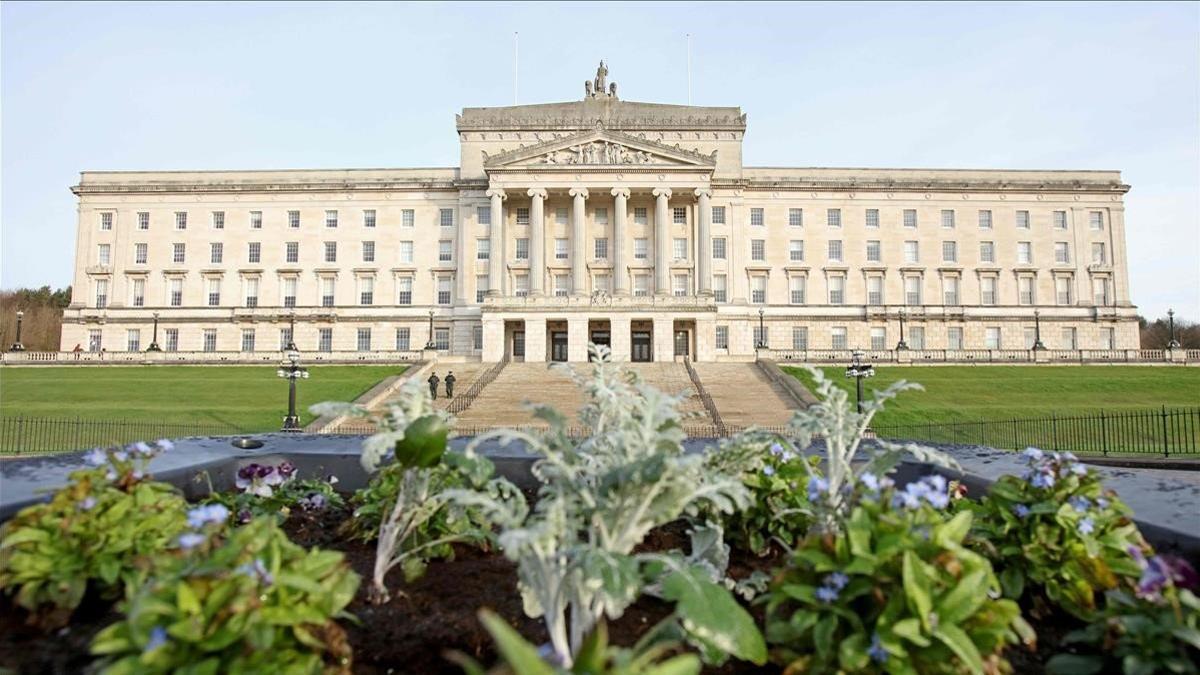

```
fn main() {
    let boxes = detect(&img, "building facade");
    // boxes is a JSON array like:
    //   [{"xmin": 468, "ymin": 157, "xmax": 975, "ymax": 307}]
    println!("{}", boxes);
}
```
[{"xmin": 63, "ymin": 64, "xmax": 1139, "ymax": 362}]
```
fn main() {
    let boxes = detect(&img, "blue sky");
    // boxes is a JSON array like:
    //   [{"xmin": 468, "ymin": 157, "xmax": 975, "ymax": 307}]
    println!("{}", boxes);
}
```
[{"xmin": 2, "ymin": 1, "xmax": 1197, "ymax": 319}]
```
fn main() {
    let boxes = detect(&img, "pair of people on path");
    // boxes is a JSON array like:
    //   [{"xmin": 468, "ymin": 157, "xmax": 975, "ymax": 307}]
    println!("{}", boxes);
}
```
[{"xmin": 427, "ymin": 371, "xmax": 456, "ymax": 400}]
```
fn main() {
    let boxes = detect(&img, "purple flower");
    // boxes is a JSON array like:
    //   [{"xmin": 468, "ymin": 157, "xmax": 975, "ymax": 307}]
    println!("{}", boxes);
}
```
[
  {"xmin": 868, "ymin": 633, "xmax": 888, "ymax": 663},
  {"xmin": 860, "ymin": 472, "xmax": 880, "ymax": 492},
  {"xmin": 1069, "ymin": 463, "xmax": 1088, "ymax": 477},
  {"xmin": 1021, "ymin": 447, "xmax": 1044, "ymax": 462},
  {"xmin": 299, "ymin": 493, "xmax": 327, "ymax": 511},
  {"xmin": 1068, "ymin": 496, "xmax": 1091, "ymax": 512},
  {"xmin": 806, "ymin": 476, "xmax": 829, "ymax": 502},
  {"xmin": 1029, "ymin": 471, "xmax": 1055, "ymax": 490},
  {"xmin": 84, "ymin": 448, "xmax": 107, "ymax": 467},
  {"xmin": 825, "ymin": 572, "xmax": 850, "ymax": 590},
  {"xmin": 78, "ymin": 496, "xmax": 97, "ymax": 512},
  {"xmin": 1134, "ymin": 553, "xmax": 1199, "ymax": 601},
  {"xmin": 276, "ymin": 460, "xmax": 296, "ymax": 478},
  {"xmin": 1013, "ymin": 504, "xmax": 1031, "ymax": 519},
  {"xmin": 1077, "ymin": 517, "xmax": 1095, "ymax": 536},
  {"xmin": 177, "ymin": 533, "xmax": 207, "ymax": 550},
  {"xmin": 237, "ymin": 509, "xmax": 253, "ymax": 524},
  {"xmin": 236, "ymin": 558, "xmax": 274, "ymax": 586},
  {"xmin": 187, "ymin": 504, "xmax": 229, "ymax": 529},
  {"xmin": 769, "ymin": 443, "xmax": 784, "ymax": 456},
  {"xmin": 816, "ymin": 585, "xmax": 839, "ymax": 603},
  {"xmin": 762, "ymin": 465, "xmax": 776, "ymax": 477},
  {"xmin": 145, "ymin": 625, "xmax": 169, "ymax": 652}
]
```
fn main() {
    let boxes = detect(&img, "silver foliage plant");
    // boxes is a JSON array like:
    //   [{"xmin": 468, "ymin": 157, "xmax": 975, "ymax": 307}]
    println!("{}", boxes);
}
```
[
  {"xmin": 447, "ymin": 344, "xmax": 756, "ymax": 667},
  {"xmin": 310, "ymin": 378, "xmax": 444, "ymax": 473}
]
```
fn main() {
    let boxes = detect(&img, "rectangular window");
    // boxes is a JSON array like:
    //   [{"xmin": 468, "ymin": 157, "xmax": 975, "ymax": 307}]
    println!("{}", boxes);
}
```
[
  {"xmin": 1024, "ymin": 328, "xmax": 1038, "ymax": 350},
  {"xmin": 1018, "ymin": 276, "xmax": 1035, "ymax": 305},
  {"xmin": 673, "ymin": 207, "xmax": 687, "ymax": 224},
  {"xmin": 715, "ymin": 325, "xmax": 729, "ymax": 350},
  {"xmin": 248, "ymin": 242, "xmax": 261, "ymax": 264},
  {"xmin": 830, "ymin": 327, "xmax": 848, "ymax": 350},
  {"xmin": 282, "ymin": 278, "xmax": 296, "ymax": 308},
  {"xmin": 434, "ymin": 327, "xmax": 450, "ymax": 350},
  {"xmin": 789, "ymin": 276, "xmax": 806, "ymax": 304},
  {"xmin": 203, "ymin": 329, "xmax": 217, "ymax": 353},
  {"xmin": 173, "ymin": 243, "xmax": 186, "ymax": 264},
  {"xmin": 363, "ymin": 209, "xmax": 376, "ymax": 228},
  {"xmin": 712, "ymin": 238, "xmax": 726, "ymax": 260},
  {"xmin": 673, "ymin": 273, "xmax": 688, "ymax": 297},
  {"xmin": 1089, "ymin": 211, "xmax": 1104, "ymax": 230},
  {"xmin": 476, "ymin": 274, "xmax": 489, "ymax": 303},
  {"xmin": 634, "ymin": 238, "xmax": 648, "ymax": 260},
  {"xmin": 440, "ymin": 208, "xmax": 454, "ymax": 228},
  {"xmin": 555, "ymin": 238, "xmax": 568, "ymax": 260},
  {"xmin": 514, "ymin": 274, "xmax": 529, "ymax": 297},
  {"xmin": 943, "ymin": 276, "xmax": 960, "ymax": 305},
  {"xmin": 789, "ymin": 240, "xmax": 805, "ymax": 262},
  {"xmin": 711, "ymin": 206, "xmax": 726, "ymax": 224},
  {"xmin": 788, "ymin": 208, "xmax": 803, "ymax": 227},
  {"xmin": 980, "ymin": 277, "xmax": 997, "ymax": 306},
  {"xmin": 909, "ymin": 326, "xmax": 925, "ymax": 351},
  {"xmin": 473, "ymin": 325, "xmax": 483, "ymax": 351},
  {"xmin": 210, "ymin": 242, "xmax": 223, "ymax": 264},
  {"xmin": 437, "ymin": 276, "xmax": 451, "ymax": 305},
  {"xmin": 1054, "ymin": 242, "xmax": 1070, "ymax": 264},
  {"xmin": 941, "ymin": 210, "xmax": 955, "ymax": 228},
  {"xmin": 399, "ymin": 240, "xmax": 414, "ymax": 263},
  {"xmin": 362, "ymin": 241, "xmax": 376, "ymax": 263},
  {"xmin": 754, "ymin": 325, "xmax": 768, "ymax": 348},
  {"xmin": 325, "ymin": 210, "xmax": 338, "ymax": 228},
  {"xmin": 396, "ymin": 327, "xmax": 411, "ymax": 351},
  {"xmin": 1054, "ymin": 211, "xmax": 1068, "ymax": 229},
  {"xmin": 865, "ymin": 208, "xmax": 879, "ymax": 228},
  {"xmin": 477, "ymin": 206, "xmax": 491, "ymax": 225},
  {"xmin": 402, "ymin": 209, "xmax": 415, "ymax": 228},
  {"xmin": 286, "ymin": 242, "xmax": 299, "ymax": 263},
  {"xmin": 903, "ymin": 209, "xmax": 917, "ymax": 228},
  {"xmin": 1101, "ymin": 327, "xmax": 1115, "ymax": 350},
  {"xmin": 673, "ymin": 237, "xmax": 687, "ymax": 260},
  {"xmin": 1017, "ymin": 241, "xmax": 1032, "ymax": 265},
  {"xmin": 397, "ymin": 277, "xmax": 413, "ymax": 305},
  {"xmin": 554, "ymin": 274, "xmax": 569, "ymax": 297},
  {"xmin": 359, "ymin": 277, "xmax": 374, "ymax": 305},
  {"xmin": 867, "ymin": 276, "xmax": 883, "ymax": 306},
  {"xmin": 321, "ymin": 277, "xmax": 335, "ymax": 307},
  {"xmin": 207, "ymin": 278, "xmax": 221, "ymax": 306},
  {"xmin": 212, "ymin": 211, "xmax": 225, "ymax": 229},
  {"xmin": 634, "ymin": 207, "xmax": 648, "ymax": 225},
  {"xmin": 871, "ymin": 327, "xmax": 886, "ymax": 350},
  {"xmin": 980, "ymin": 241, "xmax": 995, "ymax": 263},
  {"xmin": 713, "ymin": 275, "xmax": 727, "ymax": 303},
  {"xmin": 1093, "ymin": 277, "xmax": 1110, "ymax": 305},
  {"xmin": 1091, "ymin": 242, "xmax": 1107, "ymax": 264},
  {"xmin": 827, "ymin": 208, "xmax": 842, "ymax": 228},
  {"xmin": 356, "ymin": 328, "xmax": 372, "ymax": 352},
  {"xmin": 1056, "ymin": 276, "xmax": 1072, "ymax": 305},
  {"xmin": 98, "ymin": 244, "xmax": 111, "ymax": 266},
  {"xmin": 904, "ymin": 240, "xmax": 919, "ymax": 263},
  {"xmin": 942, "ymin": 241, "xmax": 957, "ymax": 263},
  {"xmin": 476, "ymin": 238, "xmax": 490, "ymax": 260},
  {"xmin": 828, "ymin": 275, "xmax": 845, "ymax": 304},
  {"xmin": 324, "ymin": 241, "xmax": 337, "ymax": 263},
  {"xmin": 244, "ymin": 277, "xmax": 259, "ymax": 307},
  {"xmin": 978, "ymin": 210, "xmax": 992, "ymax": 229},
  {"xmin": 100, "ymin": 212, "xmax": 113, "ymax": 230},
  {"xmin": 1016, "ymin": 210, "xmax": 1030, "ymax": 229},
  {"xmin": 137, "ymin": 212, "xmax": 149, "ymax": 230},
  {"xmin": 750, "ymin": 208, "xmax": 764, "ymax": 226},
  {"xmin": 175, "ymin": 211, "xmax": 187, "ymax": 230},
  {"xmin": 131, "ymin": 278, "xmax": 145, "ymax": 307},
  {"xmin": 948, "ymin": 327, "xmax": 964, "ymax": 350},
  {"xmin": 904, "ymin": 276, "xmax": 922, "ymax": 305},
  {"xmin": 555, "ymin": 208, "xmax": 568, "ymax": 225},
  {"xmin": 515, "ymin": 238, "xmax": 530, "ymax": 260},
  {"xmin": 593, "ymin": 274, "xmax": 610, "ymax": 294},
  {"xmin": 438, "ymin": 240, "xmax": 452, "ymax": 262},
  {"xmin": 288, "ymin": 210, "xmax": 300, "ymax": 228},
  {"xmin": 1061, "ymin": 327, "xmax": 1077, "ymax": 350},
  {"xmin": 278, "ymin": 327, "xmax": 292, "ymax": 351},
  {"xmin": 88, "ymin": 329, "xmax": 103, "ymax": 353},
  {"xmin": 633, "ymin": 274, "xmax": 649, "ymax": 297},
  {"xmin": 169, "ymin": 278, "xmax": 183, "ymax": 307},
  {"xmin": 985, "ymin": 327, "xmax": 1001, "ymax": 350},
  {"xmin": 164, "ymin": 329, "xmax": 178, "ymax": 352},
  {"xmin": 828, "ymin": 240, "xmax": 843, "ymax": 262},
  {"xmin": 594, "ymin": 237, "xmax": 609, "ymax": 260},
  {"xmin": 793, "ymin": 326, "xmax": 809, "ymax": 350},
  {"xmin": 250, "ymin": 211, "xmax": 262, "ymax": 229},
  {"xmin": 241, "ymin": 329, "xmax": 256, "ymax": 353},
  {"xmin": 318, "ymin": 328, "xmax": 333, "ymax": 353},
  {"xmin": 594, "ymin": 207, "xmax": 608, "ymax": 224},
  {"xmin": 751, "ymin": 239, "xmax": 766, "ymax": 261}
]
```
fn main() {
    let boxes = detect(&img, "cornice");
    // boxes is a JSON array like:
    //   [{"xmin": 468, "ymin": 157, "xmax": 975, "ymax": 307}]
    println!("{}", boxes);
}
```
[{"xmin": 735, "ymin": 177, "xmax": 1129, "ymax": 194}]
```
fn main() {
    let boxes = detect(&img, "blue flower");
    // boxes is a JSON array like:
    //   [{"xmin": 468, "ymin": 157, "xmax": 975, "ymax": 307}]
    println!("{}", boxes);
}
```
[
  {"xmin": 84, "ymin": 448, "xmax": 107, "ymax": 467},
  {"xmin": 825, "ymin": 572, "xmax": 850, "ymax": 590},
  {"xmin": 1029, "ymin": 471, "xmax": 1055, "ymax": 490},
  {"xmin": 236, "ymin": 558, "xmax": 274, "ymax": 586},
  {"xmin": 806, "ymin": 476, "xmax": 829, "ymax": 502},
  {"xmin": 868, "ymin": 633, "xmax": 888, "ymax": 663},
  {"xmin": 1013, "ymin": 504, "xmax": 1031, "ymax": 518},
  {"xmin": 1070, "ymin": 463, "xmax": 1088, "ymax": 477},
  {"xmin": 769, "ymin": 443, "xmax": 784, "ymax": 456},
  {"xmin": 1068, "ymin": 496, "xmax": 1091, "ymax": 512},
  {"xmin": 112, "ymin": 450, "xmax": 129, "ymax": 462},
  {"xmin": 155, "ymin": 439, "xmax": 174, "ymax": 452},
  {"xmin": 1096, "ymin": 497, "xmax": 1111, "ymax": 510},
  {"xmin": 860, "ymin": 472, "xmax": 880, "ymax": 492},
  {"xmin": 781, "ymin": 451, "xmax": 794, "ymax": 462},
  {"xmin": 186, "ymin": 504, "xmax": 230, "ymax": 529},
  {"xmin": 145, "ymin": 626, "xmax": 169, "ymax": 652},
  {"xmin": 815, "ymin": 585, "xmax": 840, "ymax": 603},
  {"xmin": 131, "ymin": 441, "xmax": 153, "ymax": 457},
  {"xmin": 1078, "ymin": 517, "xmax": 1095, "ymax": 535},
  {"xmin": 763, "ymin": 465, "xmax": 776, "ymax": 476},
  {"xmin": 1062, "ymin": 452, "xmax": 1079, "ymax": 462},
  {"xmin": 77, "ymin": 496, "xmax": 97, "ymax": 512},
  {"xmin": 177, "ymin": 533, "xmax": 206, "ymax": 550},
  {"xmin": 1021, "ymin": 447, "xmax": 1044, "ymax": 462}
]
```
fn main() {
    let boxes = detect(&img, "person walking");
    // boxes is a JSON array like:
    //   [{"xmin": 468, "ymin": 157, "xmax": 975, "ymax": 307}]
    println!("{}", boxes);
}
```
[
  {"xmin": 427, "ymin": 372, "xmax": 440, "ymax": 400},
  {"xmin": 444, "ymin": 371, "xmax": 457, "ymax": 398}
]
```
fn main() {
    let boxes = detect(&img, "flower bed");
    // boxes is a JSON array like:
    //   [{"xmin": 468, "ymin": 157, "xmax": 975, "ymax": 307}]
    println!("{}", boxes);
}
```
[{"xmin": 2, "ymin": 348, "xmax": 1198, "ymax": 674}]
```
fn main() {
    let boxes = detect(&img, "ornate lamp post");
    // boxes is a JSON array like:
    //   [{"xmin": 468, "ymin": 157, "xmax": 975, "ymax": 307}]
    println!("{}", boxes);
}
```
[
  {"xmin": 1032, "ymin": 309, "xmax": 1046, "ymax": 351},
  {"xmin": 285, "ymin": 313, "xmax": 298, "ymax": 351},
  {"xmin": 277, "ymin": 348, "xmax": 309, "ymax": 432},
  {"xmin": 426, "ymin": 310, "xmax": 436, "ymax": 349},
  {"xmin": 845, "ymin": 349, "xmax": 875, "ymax": 414},
  {"xmin": 895, "ymin": 308, "xmax": 908, "ymax": 351},
  {"xmin": 146, "ymin": 312, "xmax": 162, "ymax": 352},
  {"xmin": 8, "ymin": 310, "xmax": 25, "ymax": 352},
  {"xmin": 757, "ymin": 308, "xmax": 766, "ymax": 349},
  {"xmin": 1167, "ymin": 308, "xmax": 1181, "ymax": 349}
]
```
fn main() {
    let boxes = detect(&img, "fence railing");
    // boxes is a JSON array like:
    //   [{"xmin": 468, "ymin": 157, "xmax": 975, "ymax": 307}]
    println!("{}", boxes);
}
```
[
  {"xmin": 768, "ymin": 348, "xmax": 1199, "ymax": 364},
  {"xmin": 684, "ymin": 358, "xmax": 727, "ymax": 437},
  {"xmin": 0, "ymin": 349, "xmax": 425, "ymax": 366},
  {"xmin": 446, "ymin": 356, "xmax": 509, "ymax": 415},
  {"xmin": 0, "ymin": 416, "xmax": 246, "ymax": 455},
  {"xmin": 872, "ymin": 407, "xmax": 1200, "ymax": 457}
]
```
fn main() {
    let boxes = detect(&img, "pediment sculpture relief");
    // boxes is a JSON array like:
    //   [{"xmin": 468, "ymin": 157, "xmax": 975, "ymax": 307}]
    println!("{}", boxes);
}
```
[{"xmin": 537, "ymin": 141, "xmax": 665, "ymax": 165}]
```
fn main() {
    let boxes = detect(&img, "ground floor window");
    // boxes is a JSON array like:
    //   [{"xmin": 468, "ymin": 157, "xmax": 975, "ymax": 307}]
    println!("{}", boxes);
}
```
[
  {"xmin": 948, "ymin": 327, "xmax": 964, "ymax": 350},
  {"xmin": 754, "ymin": 325, "xmax": 768, "ymax": 348},
  {"xmin": 126, "ymin": 329, "xmax": 140, "ymax": 352},
  {"xmin": 203, "ymin": 329, "xmax": 217, "ymax": 352},
  {"xmin": 909, "ymin": 326, "xmax": 925, "ymax": 351},
  {"xmin": 241, "ymin": 329, "xmax": 255, "ymax": 352},
  {"xmin": 473, "ymin": 325, "xmax": 483, "ymax": 351},
  {"xmin": 1024, "ymin": 328, "xmax": 1037, "ymax": 350},
  {"xmin": 318, "ymin": 328, "xmax": 333, "ymax": 353},
  {"xmin": 831, "ymin": 327, "xmax": 847, "ymax": 350},
  {"xmin": 985, "ymin": 327, "xmax": 1001, "ymax": 349},
  {"xmin": 357, "ymin": 328, "xmax": 372, "ymax": 352},
  {"xmin": 434, "ymin": 327, "xmax": 450, "ymax": 351},
  {"xmin": 1061, "ymin": 327, "xmax": 1077, "ymax": 350},
  {"xmin": 715, "ymin": 325, "xmax": 729, "ymax": 350},
  {"xmin": 396, "ymin": 327, "xmax": 411, "ymax": 351},
  {"xmin": 792, "ymin": 327, "xmax": 808, "ymax": 351},
  {"xmin": 165, "ymin": 329, "xmax": 178, "ymax": 352},
  {"xmin": 1102, "ymin": 327, "xmax": 1115, "ymax": 350},
  {"xmin": 279, "ymin": 328, "xmax": 292, "ymax": 351},
  {"xmin": 88, "ymin": 329, "xmax": 102, "ymax": 352},
  {"xmin": 870, "ymin": 327, "xmax": 886, "ymax": 350}
]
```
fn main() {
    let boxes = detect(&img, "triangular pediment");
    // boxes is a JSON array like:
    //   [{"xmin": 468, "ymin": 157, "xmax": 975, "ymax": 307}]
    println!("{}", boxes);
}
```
[{"xmin": 483, "ymin": 128, "xmax": 717, "ymax": 169}]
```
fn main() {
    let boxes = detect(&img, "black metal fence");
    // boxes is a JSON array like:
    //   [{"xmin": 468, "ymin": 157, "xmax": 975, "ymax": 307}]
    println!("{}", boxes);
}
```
[
  {"xmin": 0, "ymin": 416, "xmax": 245, "ymax": 455},
  {"xmin": 872, "ymin": 407, "xmax": 1200, "ymax": 457}
]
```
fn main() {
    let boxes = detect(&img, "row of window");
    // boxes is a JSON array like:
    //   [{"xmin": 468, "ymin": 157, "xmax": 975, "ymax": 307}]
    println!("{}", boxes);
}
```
[
  {"xmin": 722, "ymin": 324, "xmax": 1116, "ymax": 351},
  {"xmin": 746, "ymin": 207, "xmax": 1104, "ymax": 231},
  {"xmin": 91, "ymin": 325, "xmax": 465, "ymax": 354},
  {"xmin": 98, "ymin": 208, "xmax": 455, "ymax": 232},
  {"xmin": 749, "ymin": 239, "xmax": 1108, "ymax": 265}
]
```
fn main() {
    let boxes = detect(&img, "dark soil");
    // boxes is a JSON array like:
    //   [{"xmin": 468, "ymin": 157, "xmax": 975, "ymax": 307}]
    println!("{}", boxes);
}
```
[{"xmin": 0, "ymin": 587, "xmax": 121, "ymax": 675}]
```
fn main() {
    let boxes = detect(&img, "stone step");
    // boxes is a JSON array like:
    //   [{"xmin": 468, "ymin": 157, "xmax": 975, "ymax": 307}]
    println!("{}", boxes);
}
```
[{"xmin": 691, "ymin": 362, "xmax": 799, "ymax": 430}]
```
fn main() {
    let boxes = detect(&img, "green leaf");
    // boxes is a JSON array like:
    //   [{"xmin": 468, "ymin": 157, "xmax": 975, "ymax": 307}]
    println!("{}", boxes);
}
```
[
  {"xmin": 394, "ymin": 414, "xmax": 448, "ymax": 469},
  {"xmin": 891, "ymin": 618, "xmax": 931, "ymax": 647},
  {"xmin": 902, "ymin": 551, "xmax": 933, "ymax": 632},
  {"xmin": 660, "ymin": 566, "xmax": 767, "ymax": 665},
  {"xmin": 1171, "ymin": 626, "xmax": 1200, "ymax": 651},
  {"xmin": 999, "ymin": 565, "xmax": 1025, "ymax": 600},
  {"xmin": 1044, "ymin": 654, "xmax": 1104, "ymax": 675},
  {"xmin": 476, "ymin": 609, "xmax": 555, "ymax": 675},
  {"xmin": 813, "ymin": 615, "xmax": 837, "ymax": 661},
  {"xmin": 934, "ymin": 510, "xmax": 973, "ymax": 547},
  {"xmin": 933, "ymin": 624, "xmax": 984, "ymax": 675},
  {"xmin": 937, "ymin": 569, "xmax": 987, "ymax": 624},
  {"xmin": 642, "ymin": 655, "xmax": 702, "ymax": 675},
  {"xmin": 838, "ymin": 632, "xmax": 870, "ymax": 671}
]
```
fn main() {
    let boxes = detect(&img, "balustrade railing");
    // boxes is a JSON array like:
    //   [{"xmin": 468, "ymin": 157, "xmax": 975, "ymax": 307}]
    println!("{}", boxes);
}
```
[
  {"xmin": 1, "ymin": 349, "xmax": 425, "ymax": 365},
  {"xmin": 683, "ymin": 358, "xmax": 726, "ymax": 437},
  {"xmin": 765, "ymin": 348, "xmax": 1196, "ymax": 364},
  {"xmin": 446, "ymin": 356, "xmax": 509, "ymax": 415}
]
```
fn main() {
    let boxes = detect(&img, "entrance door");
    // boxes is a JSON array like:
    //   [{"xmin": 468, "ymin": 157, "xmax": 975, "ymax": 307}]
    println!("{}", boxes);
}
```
[
  {"xmin": 512, "ymin": 331, "xmax": 525, "ymax": 359},
  {"xmin": 589, "ymin": 330, "xmax": 611, "ymax": 361},
  {"xmin": 631, "ymin": 331, "xmax": 652, "ymax": 362},
  {"xmin": 674, "ymin": 330, "xmax": 690, "ymax": 359},
  {"xmin": 551, "ymin": 332, "xmax": 569, "ymax": 362}
]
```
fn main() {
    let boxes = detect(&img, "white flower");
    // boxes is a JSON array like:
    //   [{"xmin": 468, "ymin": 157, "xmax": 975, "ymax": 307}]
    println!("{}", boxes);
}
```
[{"xmin": 84, "ymin": 448, "xmax": 107, "ymax": 467}]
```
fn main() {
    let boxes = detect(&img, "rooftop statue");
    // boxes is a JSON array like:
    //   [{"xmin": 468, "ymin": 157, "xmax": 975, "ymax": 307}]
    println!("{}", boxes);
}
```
[{"xmin": 585, "ymin": 60, "xmax": 617, "ymax": 99}]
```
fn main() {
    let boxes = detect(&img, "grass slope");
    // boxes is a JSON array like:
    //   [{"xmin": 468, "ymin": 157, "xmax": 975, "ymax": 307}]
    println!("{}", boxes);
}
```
[
  {"xmin": 0, "ymin": 365, "xmax": 401, "ymax": 431},
  {"xmin": 783, "ymin": 365, "xmax": 1200, "ymax": 427}
]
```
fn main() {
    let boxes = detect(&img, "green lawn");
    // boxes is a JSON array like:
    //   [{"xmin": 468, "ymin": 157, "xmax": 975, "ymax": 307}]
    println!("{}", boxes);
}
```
[
  {"xmin": 783, "ymin": 365, "xmax": 1200, "ymax": 427},
  {"xmin": 0, "ymin": 365, "xmax": 401, "ymax": 432}
]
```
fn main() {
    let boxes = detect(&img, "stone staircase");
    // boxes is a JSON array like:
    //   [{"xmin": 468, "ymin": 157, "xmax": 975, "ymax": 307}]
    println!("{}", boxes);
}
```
[{"xmin": 690, "ymin": 362, "xmax": 801, "ymax": 430}]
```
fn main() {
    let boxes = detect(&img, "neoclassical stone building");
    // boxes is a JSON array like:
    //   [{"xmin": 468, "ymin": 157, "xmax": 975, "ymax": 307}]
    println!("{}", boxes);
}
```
[{"xmin": 63, "ymin": 64, "xmax": 1138, "ymax": 362}]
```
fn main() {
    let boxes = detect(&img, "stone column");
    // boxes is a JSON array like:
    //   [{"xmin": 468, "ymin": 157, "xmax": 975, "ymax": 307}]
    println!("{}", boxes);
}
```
[
  {"xmin": 653, "ymin": 316, "xmax": 674, "ymax": 362},
  {"xmin": 524, "ymin": 316, "xmax": 546, "ymax": 363},
  {"xmin": 610, "ymin": 315, "xmax": 631, "ymax": 362},
  {"xmin": 611, "ymin": 188, "xmax": 630, "ymax": 295},
  {"xmin": 695, "ymin": 316, "xmax": 716, "ymax": 362},
  {"xmin": 527, "ymin": 188, "xmax": 547, "ymax": 296},
  {"xmin": 567, "ymin": 317, "xmax": 588, "ymax": 362},
  {"xmin": 694, "ymin": 188, "xmax": 712, "ymax": 295},
  {"xmin": 485, "ymin": 189, "xmax": 506, "ymax": 296},
  {"xmin": 652, "ymin": 188, "xmax": 672, "ymax": 295},
  {"xmin": 569, "ymin": 188, "xmax": 589, "ymax": 295},
  {"xmin": 481, "ymin": 315, "xmax": 504, "ymax": 362}
]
